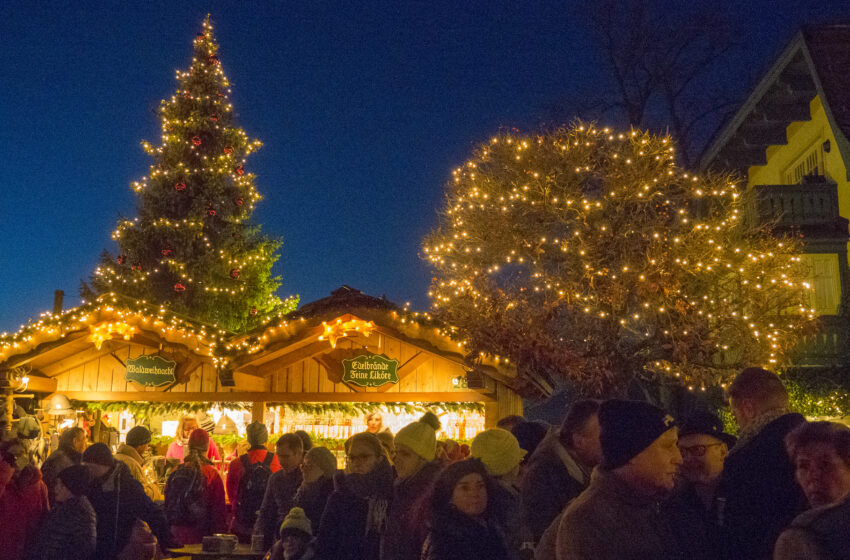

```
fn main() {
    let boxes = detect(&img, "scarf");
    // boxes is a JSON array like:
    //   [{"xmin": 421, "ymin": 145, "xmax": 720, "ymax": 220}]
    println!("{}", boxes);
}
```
[
  {"xmin": 343, "ymin": 457, "xmax": 393, "ymax": 536},
  {"xmin": 733, "ymin": 407, "xmax": 790, "ymax": 449}
]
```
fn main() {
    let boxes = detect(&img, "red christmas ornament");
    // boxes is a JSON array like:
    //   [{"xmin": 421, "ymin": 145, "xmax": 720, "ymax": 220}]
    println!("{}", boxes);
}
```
[
  {"xmin": 230, "ymin": 268, "xmax": 240, "ymax": 279},
  {"xmin": 196, "ymin": 33, "xmax": 205, "ymax": 41},
  {"xmin": 223, "ymin": 145, "xmax": 233, "ymax": 154},
  {"xmin": 183, "ymin": 92, "xmax": 191, "ymax": 99},
  {"xmin": 209, "ymin": 114, "xmax": 218, "ymax": 122},
  {"xmin": 208, "ymin": 55, "xmax": 219, "ymax": 65},
  {"xmin": 192, "ymin": 136, "xmax": 202, "ymax": 146},
  {"xmin": 207, "ymin": 208, "xmax": 217, "ymax": 216},
  {"xmin": 250, "ymin": 307, "xmax": 258, "ymax": 316},
  {"xmin": 234, "ymin": 197, "xmax": 244, "ymax": 206},
  {"xmin": 174, "ymin": 283, "xmax": 186, "ymax": 292},
  {"xmin": 217, "ymin": 92, "xmax": 224, "ymax": 98},
  {"xmin": 175, "ymin": 182, "xmax": 186, "ymax": 191},
  {"xmin": 132, "ymin": 263, "xmax": 142, "ymax": 271},
  {"xmin": 161, "ymin": 248, "xmax": 173, "ymax": 257},
  {"xmin": 117, "ymin": 255, "xmax": 126, "ymax": 265},
  {"xmin": 235, "ymin": 166, "xmax": 244, "ymax": 176}
]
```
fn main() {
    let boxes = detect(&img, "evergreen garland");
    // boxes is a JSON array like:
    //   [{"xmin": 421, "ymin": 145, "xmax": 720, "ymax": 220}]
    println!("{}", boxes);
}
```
[{"xmin": 73, "ymin": 399, "xmax": 484, "ymax": 418}]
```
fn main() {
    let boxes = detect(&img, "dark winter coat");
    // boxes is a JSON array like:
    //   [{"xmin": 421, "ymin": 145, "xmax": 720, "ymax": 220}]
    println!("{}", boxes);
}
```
[
  {"xmin": 293, "ymin": 475, "xmax": 335, "ymax": 535},
  {"xmin": 40, "ymin": 447, "xmax": 81, "ymax": 506},
  {"xmin": 254, "ymin": 466, "xmax": 303, "ymax": 545},
  {"xmin": 665, "ymin": 482, "xmax": 723, "ymax": 560},
  {"xmin": 773, "ymin": 492, "xmax": 850, "ymax": 560},
  {"xmin": 86, "ymin": 461, "xmax": 171, "ymax": 560},
  {"xmin": 314, "ymin": 458, "xmax": 394, "ymax": 560},
  {"xmin": 719, "ymin": 413, "xmax": 807, "ymax": 560},
  {"xmin": 556, "ymin": 468, "xmax": 686, "ymax": 560},
  {"xmin": 26, "ymin": 495, "xmax": 97, "ymax": 560},
  {"xmin": 381, "ymin": 460, "xmax": 442, "ymax": 560},
  {"xmin": 0, "ymin": 465, "xmax": 49, "ymax": 560},
  {"xmin": 490, "ymin": 479, "xmax": 523, "ymax": 560},
  {"xmin": 421, "ymin": 505, "xmax": 511, "ymax": 560},
  {"xmin": 519, "ymin": 433, "xmax": 588, "ymax": 543}
]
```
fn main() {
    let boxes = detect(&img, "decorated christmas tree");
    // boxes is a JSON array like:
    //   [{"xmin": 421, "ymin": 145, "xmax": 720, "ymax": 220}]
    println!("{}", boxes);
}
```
[
  {"xmin": 424, "ymin": 124, "xmax": 814, "ymax": 395},
  {"xmin": 84, "ymin": 16, "xmax": 295, "ymax": 332}
]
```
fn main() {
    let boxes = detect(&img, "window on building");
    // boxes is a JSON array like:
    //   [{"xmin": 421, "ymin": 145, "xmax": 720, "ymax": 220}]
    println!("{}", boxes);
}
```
[
  {"xmin": 799, "ymin": 253, "xmax": 841, "ymax": 315},
  {"xmin": 784, "ymin": 142, "xmax": 827, "ymax": 184}
]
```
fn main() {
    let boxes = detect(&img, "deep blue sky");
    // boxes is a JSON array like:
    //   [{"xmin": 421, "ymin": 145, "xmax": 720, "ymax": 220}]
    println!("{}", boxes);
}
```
[{"xmin": 1, "ymin": 1, "xmax": 846, "ymax": 333}]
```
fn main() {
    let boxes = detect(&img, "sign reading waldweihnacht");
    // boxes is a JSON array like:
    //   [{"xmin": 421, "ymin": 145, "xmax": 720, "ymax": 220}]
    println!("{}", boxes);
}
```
[
  {"xmin": 125, "ymin": 354, "xmax": 177, "ymax": 387},
  {"xmin": 342, "ymin": 354, "xmax": 400, "ymax": 387}
]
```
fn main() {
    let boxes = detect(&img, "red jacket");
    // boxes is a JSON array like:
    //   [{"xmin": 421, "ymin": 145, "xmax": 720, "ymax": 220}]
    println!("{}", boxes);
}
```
[
  {"xmin": 0, "ymin": 465, "xmax": 49, "ymax": 560},
  {"xmin": 169, "ymin": 462, "xmax": 227, "ymax": 545}
]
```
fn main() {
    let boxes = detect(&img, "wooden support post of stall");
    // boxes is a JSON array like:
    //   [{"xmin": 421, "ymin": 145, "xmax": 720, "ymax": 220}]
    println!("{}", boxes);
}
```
[
  {"xmin": 484, "ymin": 402, "xmax": 499, "ymax": 429},
  {"xmin": 252, "ymin": 401, "xmax": 265, "ymax": 423}
]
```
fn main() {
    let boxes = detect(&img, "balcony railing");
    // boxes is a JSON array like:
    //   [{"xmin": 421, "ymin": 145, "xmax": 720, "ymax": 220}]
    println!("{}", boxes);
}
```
[
  {"xmin": 751, "ymin": 178, "xmax": 849, "ymax": 240},
  {"xmin": 791, "ymin": 315, "xmax": 850, "ymax": 367}
]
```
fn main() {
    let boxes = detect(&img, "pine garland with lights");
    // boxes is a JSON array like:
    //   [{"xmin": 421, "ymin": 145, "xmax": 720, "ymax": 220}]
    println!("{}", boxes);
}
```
[
  {"xmin": 83, "ymin": 16, "xmax": 296, "ymax": 332},
  {"xmin": 423, "ymin": 124, "xmax": 815, "ymax": 395},
  {"xmin": 73, "ymin": 399, "xmax": 484, "ymax": 419}
]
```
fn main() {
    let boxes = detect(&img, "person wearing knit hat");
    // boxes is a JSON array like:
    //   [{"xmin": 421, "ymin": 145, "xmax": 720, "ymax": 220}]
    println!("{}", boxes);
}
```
[
  {"xmin": 471, "ymin": 428, "xmax": 526, "ymax": 478},
  {"xmin": 28, "ymin": 464, "xmax": 98, "ymax": 560},
  {"xmin": 83, "ymin": 442, "xmax": 174, "ymax": 558},
  {"xmin": 165, "ymin": 428, "xmax": 227, "ymax": 544},
  {"xmin": 57, "ymin": 463, "xmax": 92, "ymax": 497},
  {"xmin": 556, "ymin": 399, "xmax": 685, "ymax": 560},
  {"xmin": 115, "ymin": 425, "xmax": 162, "ymax": 501},
  {"xmin": 382, "ymin": 415, "xmax": 444, "ymax": 560},
  {"xmin": 292, "ymin": 447, "xmax": 336, "ymax": 548},
  {"xmin": 266, "ymin": 507, "xmax": 314, "ymax": 560},
  {"xmin": 82, "ymin": 442, "xmax": 115, "ymax": 479},
  {"xmin": 421, "ymin": 458, "xmax": 510, "ymax": 560},
  {"xmin": 469, "ymin": 428, "xmax": 526, "ymax": 558},
  {"xmin": 227, "ymin": 421, "xmax": 281, "ymax": 542},
  {"xmin": 247, "ymin": 421, "xmax": 269, "ymax": 447}
]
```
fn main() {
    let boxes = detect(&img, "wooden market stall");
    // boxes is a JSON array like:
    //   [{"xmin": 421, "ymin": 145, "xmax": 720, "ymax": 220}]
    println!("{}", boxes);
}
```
[{"xmin": 0, "ymin": 287, "xmax": 522, "ymax": 445}]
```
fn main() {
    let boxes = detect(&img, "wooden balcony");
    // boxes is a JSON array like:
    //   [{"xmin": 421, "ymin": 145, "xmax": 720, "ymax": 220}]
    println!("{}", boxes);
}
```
[
  {"xmin": 791, "ymin": 315, "xmax": 850, "ymax": 368},
  {"xmin": 751, "ymin": 178, "xmax": 849, "ymax": 241}
]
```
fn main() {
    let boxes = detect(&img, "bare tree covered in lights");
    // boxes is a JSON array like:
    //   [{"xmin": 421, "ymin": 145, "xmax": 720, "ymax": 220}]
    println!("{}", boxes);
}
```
[
  {"xmin": 83, "ymin": 16, "xmax": 295, "ymax": 332},
  {"xmin": 423, "ymin": 124, "xmax": 814, "ymax": 396}
]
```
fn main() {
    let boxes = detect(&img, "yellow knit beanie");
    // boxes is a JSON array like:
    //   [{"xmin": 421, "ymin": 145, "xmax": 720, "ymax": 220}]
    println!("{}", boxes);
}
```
[
  {"xmin": 395, "ymin": 420, "xmax": 437, "ymax": 461},
  {"xmin": 471, "ymin": 428, "xmax": 526, "ymax": 477},
  {"xmin": 279, "ymin": 507, "xmax": 313, "ymax": 537}
]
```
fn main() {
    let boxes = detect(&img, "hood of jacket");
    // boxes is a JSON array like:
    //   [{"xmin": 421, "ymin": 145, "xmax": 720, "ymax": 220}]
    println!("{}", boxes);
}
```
[{"xmin": 115, "ymin": 443, "xmax": 144, "ymax": 466}]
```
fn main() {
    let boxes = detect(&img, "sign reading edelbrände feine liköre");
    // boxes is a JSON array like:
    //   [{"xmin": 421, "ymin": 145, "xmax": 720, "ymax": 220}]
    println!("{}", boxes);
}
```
[
  {"xmin": 125, "ymin": 354, "xmax": 177, "ymax": 387},
  {"xmin": 342, "ymin": 354, "xmax": 400, "ymax": 388}
]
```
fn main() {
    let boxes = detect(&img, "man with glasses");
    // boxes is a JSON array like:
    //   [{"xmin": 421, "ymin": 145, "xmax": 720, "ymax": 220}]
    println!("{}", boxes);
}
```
[{"xmin": 667, "ymin": 411, "xmax": 736, "ymax": 560}]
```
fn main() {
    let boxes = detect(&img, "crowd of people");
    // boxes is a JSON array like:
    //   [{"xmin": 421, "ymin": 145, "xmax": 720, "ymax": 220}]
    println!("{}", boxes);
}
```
[{"xmin": 2, "ymin": 366, "xmax": 850, "ymax": 560}]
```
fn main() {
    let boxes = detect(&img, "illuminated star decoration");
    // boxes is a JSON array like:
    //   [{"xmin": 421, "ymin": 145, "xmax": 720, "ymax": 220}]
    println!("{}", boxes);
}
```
[{"xmin": 318, "ymin": 319, "xmax": 376, "ymax": 348}]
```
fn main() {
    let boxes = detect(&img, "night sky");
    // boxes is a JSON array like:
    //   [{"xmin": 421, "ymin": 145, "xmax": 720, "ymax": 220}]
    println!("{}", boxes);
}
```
[{"xmin": 1, "ymin": 1, "xmax": 846, "ymax": 333}]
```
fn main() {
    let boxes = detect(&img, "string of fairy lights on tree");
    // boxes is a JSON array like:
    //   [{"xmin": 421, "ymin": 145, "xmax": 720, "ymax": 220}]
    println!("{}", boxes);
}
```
[
  {"xmin": 423, "ymin": 123, "xmax": 815, "ymax": 395},
  {"xmin": 83, "ymin": 16, "xmax": 296, "ymax": 333}
]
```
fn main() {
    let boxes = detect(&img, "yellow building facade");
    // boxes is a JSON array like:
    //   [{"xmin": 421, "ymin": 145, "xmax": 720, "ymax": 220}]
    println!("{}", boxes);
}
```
[{"xmin": 701, "ymin": 25, "xmax": 850, "ymax": 367}]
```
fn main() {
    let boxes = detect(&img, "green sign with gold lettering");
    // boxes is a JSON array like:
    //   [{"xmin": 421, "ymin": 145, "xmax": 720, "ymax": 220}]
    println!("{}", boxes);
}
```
[
  {"xmin": 342, "ymin": 354, "xmax": 400, "ymax": 388},
  {"xmin": 126, "ymin": 354, "xmax": 177, "ymax": 387}
]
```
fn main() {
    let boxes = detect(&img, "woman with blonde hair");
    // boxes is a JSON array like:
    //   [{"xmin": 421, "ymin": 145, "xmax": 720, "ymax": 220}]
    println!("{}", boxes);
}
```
[{"xmin": 165, "ymin": 416, "xmax": 221, "ymax": 464}]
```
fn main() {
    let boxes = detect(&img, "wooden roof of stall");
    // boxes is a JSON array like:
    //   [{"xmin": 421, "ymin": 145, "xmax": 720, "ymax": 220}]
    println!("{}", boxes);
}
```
[
  {"xmin": 0, "ymin": 293, "xmax": 225, "ymax": 395},
  {"xmin": 0, "ymin": 288, "xmax": 521, "ymax": 404},
  {"xmin": 228, "ymin": 286, "xmax": 518, "ymax": 392},
  {"xmin": 701, "ymin": 24, "xmax": 850, "ymax": 176}
]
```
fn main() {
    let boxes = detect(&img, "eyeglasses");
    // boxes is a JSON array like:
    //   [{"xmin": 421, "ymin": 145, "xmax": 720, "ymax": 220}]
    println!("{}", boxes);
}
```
[
  {"xmin": 679, "ymin": 443, "xmax": 722, "ymax": 457},
  {"xmin": 346, "ymin": 453, "xmax": 376, "ymax": 464}
]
